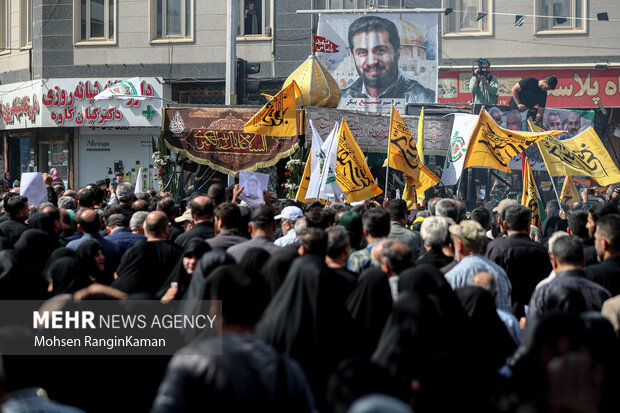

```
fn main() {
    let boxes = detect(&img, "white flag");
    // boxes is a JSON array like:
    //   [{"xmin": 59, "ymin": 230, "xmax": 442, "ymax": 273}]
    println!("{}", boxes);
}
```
[
  {"xmin": 440, "ymin": 113, "xmax": 477, "ymax": 186},
  {"xmin": 305, "ymin": 120, "xmax": 326, "ymax": 200},
  {"xmin": 94, "ymin": 77, "xmax": 145, "ymax": 100},
  {"xmin": 318, "ymin": 122, "xmax": 345, "ymax": 199},
  {"xmin": 134, "ymin": 167, "xmax": 143, "ymax": 193}
]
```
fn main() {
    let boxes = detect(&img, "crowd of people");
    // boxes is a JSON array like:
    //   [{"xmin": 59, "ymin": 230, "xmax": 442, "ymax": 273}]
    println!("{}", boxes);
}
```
[{"xmin": 0, "ymin": 175, "xmax": 619, "ymax": 413}]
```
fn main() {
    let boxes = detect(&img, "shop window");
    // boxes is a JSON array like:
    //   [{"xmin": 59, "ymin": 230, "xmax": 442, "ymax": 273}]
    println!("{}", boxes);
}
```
[
  {"xmin": 443, "ymin": 0, "xmax": 493, "ymax": 37},
  {"xmin": 75, "ymin": 0, "xmax": 116, "ymax": 43},
  {"xmin": 536, "ymin": 0, "xmax": 586, "ymax": 34},
  {"xmin": 152, "ymin": 0, "xmax": 193, "ymax": 41}
]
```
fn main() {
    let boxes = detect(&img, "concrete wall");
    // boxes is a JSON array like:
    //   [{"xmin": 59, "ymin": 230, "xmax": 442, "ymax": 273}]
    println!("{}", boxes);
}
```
[{"xmin": 0, "ymin": 0, "xmax": 31, "ymax": 82}]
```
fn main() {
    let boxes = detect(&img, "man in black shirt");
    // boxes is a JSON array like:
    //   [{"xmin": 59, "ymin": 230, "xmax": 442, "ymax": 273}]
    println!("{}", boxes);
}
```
[{"xmin": 509, "ymin": 75, "xmax": 558, "ymax": 123}]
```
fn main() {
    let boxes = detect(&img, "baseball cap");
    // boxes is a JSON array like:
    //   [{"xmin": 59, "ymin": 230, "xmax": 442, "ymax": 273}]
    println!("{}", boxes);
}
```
[
  {"xmin": 250, "ymin": 205, "xmax": 275, "ymax": 225},
  {"xmin": 275, "ymin": 206, "xmax": 304, "ymax": 222},
  {"xmin": 338, "ymin": 211, "xmax": 362, "ymax": 235},
  {"xmin": 492, "ymin": 199, "xmax": 517, "ymax": 216},
  {"xmin": 175, "ymin": 209, "xmax": 193, "ymax": 224},
  {"xmin": 449, "ymin": 220, "xmax": 486, "ymax": 251}
]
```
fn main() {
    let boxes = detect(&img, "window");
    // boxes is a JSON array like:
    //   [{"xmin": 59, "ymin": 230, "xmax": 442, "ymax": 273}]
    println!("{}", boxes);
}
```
[
  {"xmin": 75, "ymin": 0, "xmax": 116, "ymax": 42},
  {"xmin": 315, "ymin": 0, "xmax": 402, "ymax": 8},
  {"xmin": 153, "ymin": 0, "xmax": 193, "ymax": 40},
  {"xmin": 0, "ymin": 0, "xmax": 8, "ymax": 52},
  {"xmin": 443, "ymin": 0, "xmax": 493, "ymax": 36},
  {"xmin": 237, "ymin": 0, "xmax": 271, "ymax": 37},
  {"xmin": 20, "ymin": 0, "xmax": 31, "ymax": 47},
  {"xmin": 536, "ymin": 0, "xmax": 586, "ymax": 33}
]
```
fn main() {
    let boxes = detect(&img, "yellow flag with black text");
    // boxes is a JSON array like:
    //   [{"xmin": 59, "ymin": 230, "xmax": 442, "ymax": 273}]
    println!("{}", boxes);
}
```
[
  {"xmin": 244, "ymin": 81, "xmax": 301, "ymax": 137},
  {"xmin": 521, "ymin": 157, "xmax": 545, "ymax": 231},
  {"xmin": 463, "ymin": 109, "xmax": 560, "ymax": 173},
  {"xmin": 560, "ymin": 176, "xmax": 580, "ymax": 206},
  {"xmin": 537, "ymin": 127, "xmax": 620, "ymax": 186},
  {"xmin": 386, "ymin": 106, "xmax": 439, "ymax": 198},
  {"xmin": 295, "ymin": 150, "xmax": 314, "ymax": 202},
  {"xmin": 336, "ymin": 118, "xmax": 382, "ymax": 202}
]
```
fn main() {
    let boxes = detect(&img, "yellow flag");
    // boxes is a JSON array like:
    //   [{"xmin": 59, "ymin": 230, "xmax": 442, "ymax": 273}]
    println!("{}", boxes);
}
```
[
  {"xmin": 244, "ymin": 81, "xmax": 301, "ymax": 137},
  {"xmin": 402, "ymin": 175, "xmax": 418, "ymax": 210},
  {"xmin": 463, "ymin": 109, "xmax": 560, "ymax": 173},
  {"xmin": 521, "ymin": 157, "xmax": 545, "ymax": 231},
  {"xmin": 385, "ymin": 106, "xmax": 439, "ymax": 197},
  {"xmin": 295, "ymin": 150, "xmax": 315, "ymax": 202},
  {"xmin": 386, "ymin": 106, "xmax": 422, "ymax": 176},
  {"xmin": 537, "ymin": 127, "xmax": 620, "ymax": 186},
  {"xmin": 560, "ymin": 176, "xmax": 579, "ymax": 206},
  {"xmin": 336, "ymin": 118, "xmax": 382, "ymax": 202}
]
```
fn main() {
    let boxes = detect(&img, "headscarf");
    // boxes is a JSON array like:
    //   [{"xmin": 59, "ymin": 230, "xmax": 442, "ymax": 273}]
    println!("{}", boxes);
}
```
[
  {"xmin": 28, "ymin": 212, "xmax": 61, "ymax": 251},
  {"xmin": 456, "ymin": 286, "xmax": 517, "ymax": 370},
  {"xmin": 47, "ymin": 257, "xmax": 92, "ymax": 295},
  {"xmin": 75, "ymin": 239, "xmax": 105, "ymax": 284},
  {"xmin": 14, "ymin": 229, "xmax": 51, "ymax": 273},
  {"xmin": 260, "ymin": 248, "xmax": 299, "ymax": 297},
  {"xmin": 256, "ymin": 254, "xmax": 358, "ymax": 407},
  {"xmin": 398, "ymin": 264, "xmax": 469, "ymax": 334},
  {"xmin": 50, "ymin": 168, "xmax": 59, "ymax": 181},
  {"xmin": 155, "ymin": 238, "xmax": 211, "ymax": 299},
  {"xmin": 43, "ymin": 247, "xmax": 76, "ymax": 279},
  {"xmin": 0, "ymin": 249, "xmax": 48, "ymax": 299},
  {"xmin": 346, "ymin": 268, "xmax": 393, "ymax": 356},
  {"xmin": 372, "ymin": 291, "xmax": 463, "ymax": 412},
  {"xmin": 505, "ymin": 312, "xmax": 587, "ymax": 410},
  {"xmin": 177, "ymin": 249, "xmax": 236, "ymax": 341},
  {"xmin": 3, "ymin": 171, "xmax": 12, "ymax": 188}
]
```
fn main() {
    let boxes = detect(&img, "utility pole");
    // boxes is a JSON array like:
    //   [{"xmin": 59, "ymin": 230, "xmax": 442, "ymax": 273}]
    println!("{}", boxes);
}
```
[{"xmin": 225, "ymin": 0, "xmax": 237, "ymax": 105}]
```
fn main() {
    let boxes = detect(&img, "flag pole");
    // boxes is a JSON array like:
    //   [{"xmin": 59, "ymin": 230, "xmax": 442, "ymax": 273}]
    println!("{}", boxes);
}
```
[
  {"xmin": 385, "ymin": 107, "xmax": 393, "ymax": 197},
  {"xmin": 546, "ymin": 170, "xmax": 563, "ymax": 210}
]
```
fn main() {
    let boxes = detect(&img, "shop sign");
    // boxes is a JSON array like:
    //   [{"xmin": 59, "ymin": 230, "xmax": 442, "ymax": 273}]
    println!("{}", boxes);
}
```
[
  {"xmin": 0, "ymin": 78, "xmax": 164, "ymax": 130},
  {"xmin": 438, "ymin": 68, "xmax": 620, "ymax": 108},
  {"xmin": 0, "ymin": 81, "xmax": 42, "ymax": 129},
  {"xmin": 41, "ymin": 78, "xmax": 163, "ymax": 127}
]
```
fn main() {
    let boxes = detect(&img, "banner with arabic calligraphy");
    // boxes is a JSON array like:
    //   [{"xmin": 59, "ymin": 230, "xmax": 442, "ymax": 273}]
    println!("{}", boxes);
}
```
[
  {"xmin": 316, "ymin": 13, "xmax": 438, "ymax": 114},
  {"xmin": 0, "ymin": 78, "xmax": 163, "ymax": 130},
  {"xmin": 163, "ymin": 107, "xmax": 299, "ymax": 175},
  {"xmin": 306, "ymin": 107, "xmax": 451, "ymax": 155}
]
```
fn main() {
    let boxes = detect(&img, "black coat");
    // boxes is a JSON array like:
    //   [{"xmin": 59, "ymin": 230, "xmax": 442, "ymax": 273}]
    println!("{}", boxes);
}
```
[
  {"xmin": 585, "ymin": 255, "xmax": 620, "ymax": 297},
  {"xmin": 485, "ymin": 233, "xmax": 552, "ymax": 318}
]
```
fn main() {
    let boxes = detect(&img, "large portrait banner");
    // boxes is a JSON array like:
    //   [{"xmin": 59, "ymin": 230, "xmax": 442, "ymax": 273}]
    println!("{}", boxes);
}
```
[{"xmin": 316, "ymin": 13, "xmax": 438, "ymax": 113}]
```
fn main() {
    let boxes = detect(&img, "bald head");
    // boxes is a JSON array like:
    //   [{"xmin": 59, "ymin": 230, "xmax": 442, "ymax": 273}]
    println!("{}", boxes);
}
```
[
  {"xmin": 190, "ymin": 195, "xmax": 214, "ymax": 222},
  {"xmin": 144, "ymin": 211, "xmax": 169, "ymax": 240},
  {"xmin": 469, "ymin": 272, "xmax": 497, "ymax": 298},
  {"xmin": 77, "ymin": 208, "xmax": 100, "ymax": 234}
]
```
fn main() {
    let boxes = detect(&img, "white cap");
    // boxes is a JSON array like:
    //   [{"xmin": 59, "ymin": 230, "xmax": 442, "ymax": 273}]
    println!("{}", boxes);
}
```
[{"xmin": 274, "ymin": 206, "xmax": 303, "ymax": 222}]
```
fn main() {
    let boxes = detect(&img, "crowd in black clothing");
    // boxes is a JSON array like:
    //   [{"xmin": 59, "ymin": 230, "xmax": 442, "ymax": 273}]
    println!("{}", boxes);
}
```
[{"xmin": 0, "ymin": 176, "xmax": 619, "ymax": 413}]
